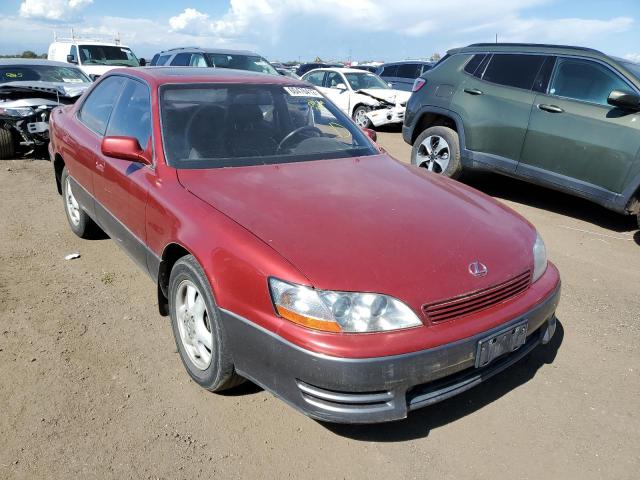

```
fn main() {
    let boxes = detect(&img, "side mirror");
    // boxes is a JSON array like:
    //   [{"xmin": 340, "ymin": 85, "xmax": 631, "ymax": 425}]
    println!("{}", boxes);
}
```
[
  {"xmin": 608, "ymin": 90, "xmax": 640, "ymax": 111},
  {"xmin": 361, "ymin": 127, "xmax": 377, "ymax": 142},
  {"xmin": 139, "ymin": 58, "xmax": 147, "ymax": 67},
  {"xmin": 336, "ymin": 83, "xmax": 347, "ymax": 91},
  {"xmin": 66, "ymin": 54, "xmax": 77, "ymax": 64},
  {"xmin": 101, "ymin": 136, "xmax": 151, "ymax": 165}
]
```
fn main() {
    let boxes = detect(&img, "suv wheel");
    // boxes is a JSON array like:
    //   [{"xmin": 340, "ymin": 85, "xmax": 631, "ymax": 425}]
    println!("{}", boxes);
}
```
[{"xmin": 412, "ymin": 126, "xmax": 462, "ymax": 179}]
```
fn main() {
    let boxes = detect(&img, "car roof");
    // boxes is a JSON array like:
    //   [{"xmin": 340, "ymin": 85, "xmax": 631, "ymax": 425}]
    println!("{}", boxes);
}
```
[
  {"xmin": 378, "ymin": 60, "xmax": 433, "ymax": 66},
  {"xmin": 106, "ymin": 67, "xmax": 306, "ymax": 86},
  {"xmin": 304, "ymin": 67, "xmax": 375, "ymax": 75},
  {"xmin": 0, "ymin": 58, "xmax": 81, "ymax": 68},
  {"xmin": 156, "ymin": 47, "xmax": 258, "ymax": 56},
  {"xmin": 449, "ymin": 42, "xmax": 610, "ymax": 61}
]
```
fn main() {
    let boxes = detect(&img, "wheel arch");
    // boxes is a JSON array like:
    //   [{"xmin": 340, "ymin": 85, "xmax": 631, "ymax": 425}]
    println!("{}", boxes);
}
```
[
  {"xmin": 411, "ymin": 109, "xmax": 462, "ymax": 144},
  {"xmin": 53, "ymin": 153, "xmax": 65, "ymax": 195},
  {"xmin": 157, "ymin": 242, "xmax": 193, "ymax": 316}
]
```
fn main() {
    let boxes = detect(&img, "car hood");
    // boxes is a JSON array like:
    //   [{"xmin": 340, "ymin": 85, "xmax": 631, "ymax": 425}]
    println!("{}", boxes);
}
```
[
  {"xmin": 0, "ymin": 81, "xmax": 90, "ymax": 99},
  {"xmin": 80, "ymin": 65, "xmax": 122, "ymax": 76},
  {"xmin": 177, "ymin": 155, "xmax": 536, "ymax": 309},
  {"xmin": 356, "ymin": 88, "xmax": 411, "ymax": 105}
]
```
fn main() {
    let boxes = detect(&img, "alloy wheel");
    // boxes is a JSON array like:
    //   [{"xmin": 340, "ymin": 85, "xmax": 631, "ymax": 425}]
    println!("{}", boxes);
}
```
[
  {"xmin": 175, "ymin": 280, "xmax": 213, "ymax": 370},
  {"xmin": 416, "ymin": 135, "xmax": 450, "ymax": 174}
]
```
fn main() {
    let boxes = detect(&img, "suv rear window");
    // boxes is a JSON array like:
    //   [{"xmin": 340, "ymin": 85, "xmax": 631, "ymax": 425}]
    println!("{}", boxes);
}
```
[
  {"xmin": 482, "ymin": 54, "xmax": 546, "ymax": 90},
  {"xmin": 397, "ymin": 63, "xmax": 421, "ymax": 79}
]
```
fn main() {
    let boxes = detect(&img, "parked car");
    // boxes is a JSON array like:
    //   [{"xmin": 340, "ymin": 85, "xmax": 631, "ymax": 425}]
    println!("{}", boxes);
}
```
[
  {"xmin": 403, "ymin": 43, "xmax": 640, "ymax": 227},
  {"xmin": 49, "ymin": 67, "xmax": 560, "ymax": 423},
  {"xmin": 350, "ymin": 65, "xmax": 379, "ymax": 73},
  {"xmin": 149, "ymin": 47, "xmax": 279, "ymax": 75},
  {"xmin": 276, "ymin": 67, "xmax": 300, "ymax": 79},
  {"xmin": 376, "ymin": 61, "xmax": 433, "ymax": 91},
  {"xmin": 302, "ymin": 67, "xmax": 411, "ymax": 128},
  {"xmin": 0, "ymin": 59, "xmax": 91, "ymax": 159},
  {"xmin": 296, "ymin": 62, "xmax": 342, "ymax": 77},
  {"xmin": 48, "ymin": 37, "xmax": 142, "ymax": 80}
]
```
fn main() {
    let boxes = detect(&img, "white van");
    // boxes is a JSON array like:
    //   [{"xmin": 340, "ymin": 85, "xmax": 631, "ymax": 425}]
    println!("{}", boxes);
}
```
[{"xmin": 48, "ymin": 34, "xmax": 142, "ymax": 80}]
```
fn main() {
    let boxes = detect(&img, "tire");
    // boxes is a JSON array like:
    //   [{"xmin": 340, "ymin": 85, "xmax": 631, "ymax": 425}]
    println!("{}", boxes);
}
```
[
  {"xmin": 411, "ymin": 126, "xmax": 463, "ymax": 179},
  {"xmin": 353, "ymin": 105, "xmax": 373, "ymax": 129},
  {"xmin": 0, "ymin": 128, "xmax": 15, "ymax": 159},
  {"xmin": 168, "ymin": 255, "xmax": 244, "ymax": 392},
  {"xmin": 60, "ymin": 167, "xmax": 98, "ymax": 238}
]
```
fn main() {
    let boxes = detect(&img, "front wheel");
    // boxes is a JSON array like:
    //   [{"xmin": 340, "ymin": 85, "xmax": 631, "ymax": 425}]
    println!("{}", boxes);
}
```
[
  {"xmin": 168, "ymin": 255, "xmax": 244, "ymax": 392},
  {"xmin": 0, "ymin": 128, "xmax": 15, "ymax": 159},
  {"xmin": 411, "ymin": 126, "xmax": 463, "ymax": 179},
  {"xmin": 353, "ymin": 105, "xmax": 373, "ymax": 129},
  {"xmin": 61, "ymin": 167, "xmax": 98, "ymax": 238}
]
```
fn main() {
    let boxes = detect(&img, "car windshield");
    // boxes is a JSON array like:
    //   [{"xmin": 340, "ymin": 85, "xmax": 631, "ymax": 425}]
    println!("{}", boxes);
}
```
[
  {"xmin": 0, "ymin": 65, "xmax": 90, "ymax": 84},
  {"xmin": 206, "ymin": 54, "xmax": 279, "ymax": 75},
  {"xmin": 79, "ymin": 45, "xmax": 139, "ymax": 67},
  {"xmin": 344, "ymin": 72, "xmax": 390, "ymax": 90},
  {"xmin": 160, "ymin": 84, "xmax": 377, "ymax": 168}
]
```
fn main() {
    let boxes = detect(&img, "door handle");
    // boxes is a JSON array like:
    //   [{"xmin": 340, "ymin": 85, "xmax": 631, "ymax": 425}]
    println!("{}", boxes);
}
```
[
  {"xmin": 464, "ymin": 88, "xmax": 483, "ymax": 95},
  {"xmin": 538, "ymin": 104, "xmax": 564, "ymax": 113}
]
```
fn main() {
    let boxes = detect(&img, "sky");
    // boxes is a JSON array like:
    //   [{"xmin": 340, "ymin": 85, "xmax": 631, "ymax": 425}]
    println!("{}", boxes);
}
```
[{"xmin": 1, "ymin": 0, "xmax": 640, "ymax": 63}]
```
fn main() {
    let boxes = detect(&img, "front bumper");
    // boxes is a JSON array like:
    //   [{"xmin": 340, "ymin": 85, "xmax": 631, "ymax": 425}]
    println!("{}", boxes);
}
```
[
  {"xmin": 220, "ymin": 283, "xmax": 560, "ymax": 424},
  {"xmin": 366, "ymin": 106, "xmax": 405, "ymax": 127}
]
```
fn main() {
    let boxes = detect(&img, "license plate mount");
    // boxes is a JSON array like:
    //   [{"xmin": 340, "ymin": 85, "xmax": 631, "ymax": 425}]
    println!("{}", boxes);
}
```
[{"xmin": 475, "ymin": 320, "xmax": 528, "ymax": 368}]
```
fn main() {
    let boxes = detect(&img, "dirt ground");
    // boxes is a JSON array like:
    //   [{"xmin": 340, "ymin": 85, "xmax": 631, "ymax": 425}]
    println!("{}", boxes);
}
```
[{"xmin": 1, "ymin": 131, "xmax": 639, "ymax": 480}]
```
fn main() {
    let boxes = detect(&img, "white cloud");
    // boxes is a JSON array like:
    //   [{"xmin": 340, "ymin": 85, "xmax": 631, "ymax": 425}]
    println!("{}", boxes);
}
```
[
  {"xmin": 19, "ymin": 0, "xmax": 93, "ymax": 22},
  {"xmin": 624, "ymin": 53, "xmax": 640, "ymax": 63}
]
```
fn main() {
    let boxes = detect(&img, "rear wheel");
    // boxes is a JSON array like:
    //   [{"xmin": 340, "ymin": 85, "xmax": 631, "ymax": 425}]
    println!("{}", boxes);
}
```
[
  {"xmin": 169, "ymin": 255, "xmax": 244, "ymax": 392},
  {"xmin": 0, "ymin": 128, "xmax": 15, "ymax": 159},
  {"xmin": 61, "ymin": 167, "xmax": 98, "ymax": 238},
  {"xmin": 412, "ymin": 126, "xmax": 462, "ymax": 179}
]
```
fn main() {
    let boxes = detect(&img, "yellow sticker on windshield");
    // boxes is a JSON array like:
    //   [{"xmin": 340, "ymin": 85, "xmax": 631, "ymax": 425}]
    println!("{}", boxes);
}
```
[{"xmin": 5, "ymin": 72, "xmax": 23, "ymax": 78}]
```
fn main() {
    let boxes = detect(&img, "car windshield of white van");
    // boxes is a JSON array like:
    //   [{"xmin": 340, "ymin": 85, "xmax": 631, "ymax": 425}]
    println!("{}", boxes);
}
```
[{"xmin": 79, "ymin": 45, "xmax": 139, "ymax": 67}]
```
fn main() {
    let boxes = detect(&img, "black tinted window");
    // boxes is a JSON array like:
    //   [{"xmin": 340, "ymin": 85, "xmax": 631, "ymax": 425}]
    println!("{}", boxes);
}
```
[
  {"xmin": 550, "ymin": 58, "xmax": 629, "ymax": 105},
  {"xmin": 171, "ymin": 53, "xmax": 192, "ymax": 66},
  {"xmin": 381, "ymin": 65, "xmax": 398, "ymax": 77},
  {"xmin": 532, "ymin": 56, "xmax": 556, "ymax": 93},
  {"xmin": 106, "ymin": 79, "xmax": 152, "ymax": 150},
  {"xmin": 482, "ymin": 54, "xmax": 546, "ymax": 90},
  {"xmin": 464, "ymin": 54, "xmax": 487, "ymax": 75},
  {"xmin": 78, "ymin": 76, "xmax": 125, "ymax": 135},
  {"xmin": 397, "ymin": 63, "xmax": 421, "ymax": 78}
]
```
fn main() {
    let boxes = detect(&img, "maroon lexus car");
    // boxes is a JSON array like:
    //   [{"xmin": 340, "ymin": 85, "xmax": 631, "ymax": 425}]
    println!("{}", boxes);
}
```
[{"xmin": 48, "ymin": 67, "xmax": 560, "ymax": 423}]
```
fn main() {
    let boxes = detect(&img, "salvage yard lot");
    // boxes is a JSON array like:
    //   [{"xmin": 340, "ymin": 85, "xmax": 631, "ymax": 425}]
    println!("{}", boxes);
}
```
[{"xmin": 1, "ymin": 131, "xmax": 639, "ymax": 479}]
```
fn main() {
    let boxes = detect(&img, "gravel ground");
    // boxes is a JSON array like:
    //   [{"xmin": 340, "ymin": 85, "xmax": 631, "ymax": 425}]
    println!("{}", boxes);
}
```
[{"xmin": 1, "ymin": 131, "xmax": 639, "ymax": 479}]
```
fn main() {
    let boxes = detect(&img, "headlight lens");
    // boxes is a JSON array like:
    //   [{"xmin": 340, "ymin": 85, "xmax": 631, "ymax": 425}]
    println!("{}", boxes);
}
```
[
  {"xmin": 269, "ymin": 278, "xmax": 422, "ymax": 333},
  {"xmin": 0, "ymin": 106, "xmax": 34, "ymax": 117},
  {"xmin": 532, "ymin": 232, "xmax": 548, "ymax": 282}
]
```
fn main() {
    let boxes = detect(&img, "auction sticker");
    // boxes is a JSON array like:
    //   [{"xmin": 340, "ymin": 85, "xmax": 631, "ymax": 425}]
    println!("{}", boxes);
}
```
[{"xmin": 284, "ymin": 86, "xmax": 322, "ymax": 98}]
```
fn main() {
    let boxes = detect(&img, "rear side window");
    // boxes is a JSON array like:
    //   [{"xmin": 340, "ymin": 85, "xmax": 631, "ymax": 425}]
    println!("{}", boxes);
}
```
[
  {"xmin": 532, "ymin": 56, "xmax": 556, "ymax": 93},
  {"xmin": 464, "ymin": 54, "xmax": 487, "ymax": 75},
  {"xmin": 190, "ymin": 54, "xmax": 207, "ymax": 67},
  {"xmin": 171, "ymin": 53, "xmax": 192, "ymax": 66},
  {"xmin": 482, "ymin": 54, "xmax": 546, "ymax": 90},
  {"xmin": 380, "ymin": 65, "xmax": 398, "ymax": 77},
  {"xmin": 397, "ymin": 63, "xmax": 421, "ymax": 79},
  {"xmin": 156, "ymin": 55, "xmax": 171, "ymax": 66},
  {"xmin": 106, "ymin": 79, "xmax": 152, "ymax": 150},
  {"xmin": 550, "ymin": 58, "xmax": 630, "ymax": 106},
  {"xmin": 304, "ymin": 71, "xmax": 325, "ymax": 87},
  {"xmin": 78, "ymin": 76, "xmax": 126, "ymax": 135}
]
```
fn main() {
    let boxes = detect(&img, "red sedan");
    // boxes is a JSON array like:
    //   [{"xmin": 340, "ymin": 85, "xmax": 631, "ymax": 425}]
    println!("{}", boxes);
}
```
[{"xmin": 48, "ymin": 68, "xmax": 560, "ymax": 423}]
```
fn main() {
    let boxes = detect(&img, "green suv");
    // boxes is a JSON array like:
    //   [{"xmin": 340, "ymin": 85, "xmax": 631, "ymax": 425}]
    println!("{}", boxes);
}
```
[{"xmin": 403, "ymin": 43, "xmax": 640, "ymax": 226}]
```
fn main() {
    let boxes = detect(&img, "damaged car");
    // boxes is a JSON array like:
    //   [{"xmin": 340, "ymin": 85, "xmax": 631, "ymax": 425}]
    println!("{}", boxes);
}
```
[
  {"xmin": 0, "ymin": 59, "xmax": 91, "ymax": 159},
  {"xmin": 301, "ymin": 67, "xmax": 411, "ymax": 128}
]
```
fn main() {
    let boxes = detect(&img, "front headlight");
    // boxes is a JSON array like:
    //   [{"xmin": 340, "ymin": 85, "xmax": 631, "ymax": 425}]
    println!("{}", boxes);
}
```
[
  {"xmin": 532, "ymin": 232, "xmax": 548, "ymax": 282},
  {"xmin": 269, "ymin": 278, "xmax": 423, "ymax": 333},
  {"xmin": 0, "ymin": 106, "xmax": 34, "ymax": 117}
]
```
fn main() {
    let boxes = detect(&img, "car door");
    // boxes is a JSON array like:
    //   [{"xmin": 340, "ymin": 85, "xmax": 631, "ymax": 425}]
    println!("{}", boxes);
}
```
[
  {"xmin": 518, "ymin": 56, "xmax": 640, "ymax": 195},
  {"xmin": 73, "ymin": 75, "xmax": 127, "ymax": 214},
  {"xmin": 93, "ymin": 78, "xmax": 154, "ymax": 270},
  {"xmin": 450, "ymin": 53, "xmax": 546, "ymax": 172},
  {"xmin": 321, "ymin": 71, "xmax": 351, "ymax": 113}
]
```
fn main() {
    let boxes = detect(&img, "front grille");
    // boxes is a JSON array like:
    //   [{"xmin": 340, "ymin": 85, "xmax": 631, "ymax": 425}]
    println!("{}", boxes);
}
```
[{"xmin": 423, "ymin": 269, "xmax": 531, "ymax": 324}]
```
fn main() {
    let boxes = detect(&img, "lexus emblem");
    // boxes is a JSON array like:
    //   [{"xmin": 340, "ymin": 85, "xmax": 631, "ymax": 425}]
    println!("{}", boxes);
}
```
[{"xmin": 468, "ymin": 261, "xmax": 488, "ymax": 277}]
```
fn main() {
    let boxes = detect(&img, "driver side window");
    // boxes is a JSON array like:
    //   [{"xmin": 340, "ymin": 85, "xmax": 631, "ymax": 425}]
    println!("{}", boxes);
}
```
[
  {"xmin": 304, "ymin": 71, "xmax": 325, "ymax": 87},
  {"xmin": 550, "ymin": 58, "xmax": 630, "ymax": 106}
]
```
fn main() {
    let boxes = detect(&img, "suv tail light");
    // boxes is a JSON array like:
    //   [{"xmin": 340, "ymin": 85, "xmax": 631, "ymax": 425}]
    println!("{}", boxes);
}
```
[{"xmin": 412, "ymin": 78, "xmax": 426, "ymax": 92}]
